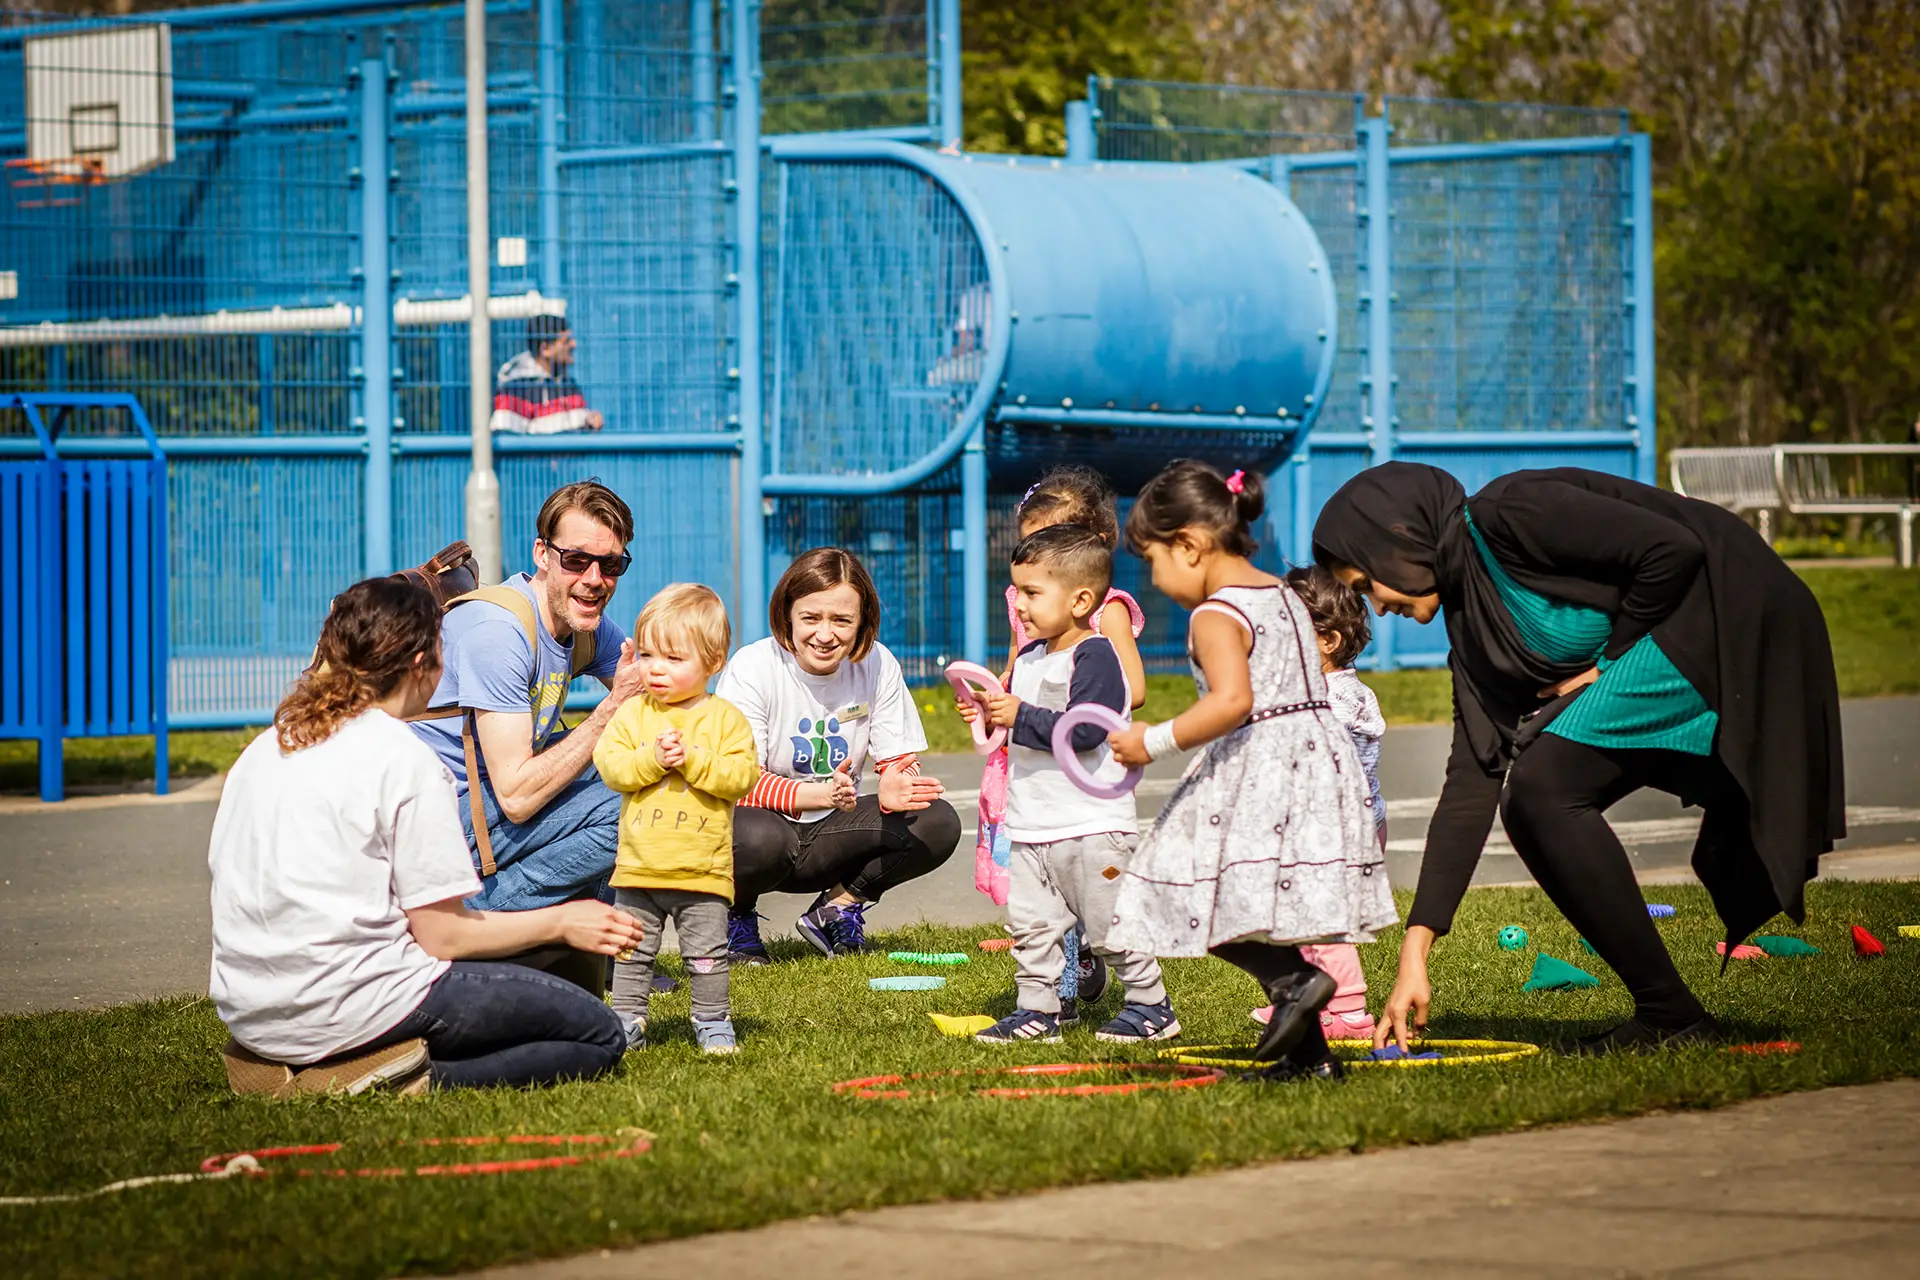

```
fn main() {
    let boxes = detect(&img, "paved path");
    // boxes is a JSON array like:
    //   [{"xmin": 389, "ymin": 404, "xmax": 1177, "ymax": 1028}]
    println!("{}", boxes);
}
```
[
  {"xmin": 2, "ymin": 698, "xmax": 1915, "ymax": 1014},
  {"xmin": 466, "ymin": 1078, "xmax": 1920, "ymax": 1279}
]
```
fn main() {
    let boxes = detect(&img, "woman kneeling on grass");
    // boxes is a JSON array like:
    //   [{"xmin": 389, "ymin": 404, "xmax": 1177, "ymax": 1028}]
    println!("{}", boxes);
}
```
[{"xmin": 209, "ymin": 577, "xmax": 643, "ymax": 1096}]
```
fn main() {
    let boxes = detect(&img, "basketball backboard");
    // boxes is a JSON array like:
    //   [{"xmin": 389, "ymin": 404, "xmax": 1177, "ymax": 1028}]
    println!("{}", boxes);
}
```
[{"xmin": 23, "ymin": 24, "xmax": 175, "ymax": 180}]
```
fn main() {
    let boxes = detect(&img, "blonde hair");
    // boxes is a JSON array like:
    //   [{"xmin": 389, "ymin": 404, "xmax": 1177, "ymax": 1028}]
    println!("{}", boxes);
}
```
[{"xmin": 635, "ymin": 583, "xmax": 732, "ymax": 672}]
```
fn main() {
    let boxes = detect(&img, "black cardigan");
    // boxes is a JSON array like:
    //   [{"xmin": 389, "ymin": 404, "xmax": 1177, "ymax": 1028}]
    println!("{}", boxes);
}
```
[{"xmin": 1410, "ymin": 469, "xmax": 1846, "ymax": 944}]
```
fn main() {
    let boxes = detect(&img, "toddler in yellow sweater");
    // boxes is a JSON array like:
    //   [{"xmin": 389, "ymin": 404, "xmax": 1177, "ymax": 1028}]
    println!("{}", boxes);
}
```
[{"xmin": 593, "ymin": 583, "xmax": 759, "ymax": 1053}]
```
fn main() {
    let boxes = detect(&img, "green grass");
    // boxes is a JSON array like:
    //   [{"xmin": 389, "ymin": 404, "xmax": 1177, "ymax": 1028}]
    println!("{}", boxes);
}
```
[
  {"xmin": 5, "ymin": 882, "xmax": 1919, "ymax": 1278},
  {"xmin": 1797, "ymin": 566, "xmax": 1920, "ymax": 698},
  {"xmin": 4, "ymin": 568, "xmax": 1912, "ymax": 791}
]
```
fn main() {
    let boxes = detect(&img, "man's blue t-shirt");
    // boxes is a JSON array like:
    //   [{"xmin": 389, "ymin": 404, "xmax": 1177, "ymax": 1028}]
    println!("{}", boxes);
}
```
[{"xmin": 411, "ymin": 573, "xmax": 625, "ymax": 791}]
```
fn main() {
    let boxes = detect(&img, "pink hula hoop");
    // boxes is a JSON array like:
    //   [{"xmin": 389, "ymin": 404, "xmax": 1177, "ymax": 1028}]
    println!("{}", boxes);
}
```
[
  {"xmin": 944, "ymin": 661, "xmax": 1008, "ymax": 755},
  {"xmin": 1050, "ymin": 703, "xmax": 1143, "ymax": 800}
]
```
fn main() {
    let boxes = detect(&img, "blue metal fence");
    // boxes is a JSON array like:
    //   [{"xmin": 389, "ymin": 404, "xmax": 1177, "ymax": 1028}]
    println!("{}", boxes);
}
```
[
  {"xmin": 0, "ymin": 3, "xmax": 1653, "ymax": 760},
  {"xmin": 0, "ymin": 393, "xmax": 168, "ymax": 800}
]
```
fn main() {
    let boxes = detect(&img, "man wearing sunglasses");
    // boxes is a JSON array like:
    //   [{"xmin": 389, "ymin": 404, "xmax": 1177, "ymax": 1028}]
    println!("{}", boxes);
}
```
[{"xmin": 412, "ymin": 480, "xmax": 647, "ymax": 938}]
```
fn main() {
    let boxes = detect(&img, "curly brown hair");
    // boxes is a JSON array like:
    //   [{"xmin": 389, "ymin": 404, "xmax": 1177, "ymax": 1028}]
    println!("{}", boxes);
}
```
[
  {"xmin": 1016, "ymin": 465, "xmax": 1120, "ymax": 545},
  {"xmin": 1284, "ymin": 564, "xmax": 1371, "ymax": 668},
  {"xmin": 275, "ymin": 578, "xmax": 442, "ymax": 751}
]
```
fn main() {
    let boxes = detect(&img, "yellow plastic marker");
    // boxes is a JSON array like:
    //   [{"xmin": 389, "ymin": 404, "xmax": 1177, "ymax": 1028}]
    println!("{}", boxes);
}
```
[
  {"xmin": 928, "ymin": 1013, "xmax": 998, "ymax": 1037},
  {"xmin": 1899, "ymin": 925, "xmax": 1920, "ymax": 940}
]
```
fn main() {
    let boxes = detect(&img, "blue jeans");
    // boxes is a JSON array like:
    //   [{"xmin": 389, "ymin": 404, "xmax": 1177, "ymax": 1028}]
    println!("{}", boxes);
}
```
[
  {"xmin": 461, "ymin": 767, "xmax": 622, "ymax": 911},
  {"xmin": 355, "ymin": 961, "xmax": 626, "ymax": 1089}
]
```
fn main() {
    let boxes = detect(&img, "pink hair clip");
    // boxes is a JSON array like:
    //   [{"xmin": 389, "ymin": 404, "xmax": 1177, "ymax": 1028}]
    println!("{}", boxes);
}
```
[{"xmin": 1225, "ymin": 469, "xmax": 1246, "ymax": 495}]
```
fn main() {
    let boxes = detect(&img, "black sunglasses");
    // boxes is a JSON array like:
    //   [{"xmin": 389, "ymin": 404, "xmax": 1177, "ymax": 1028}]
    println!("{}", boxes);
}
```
[{"xmin": 543, "ymin": 541, "xmax": 633, "ymax": 578}]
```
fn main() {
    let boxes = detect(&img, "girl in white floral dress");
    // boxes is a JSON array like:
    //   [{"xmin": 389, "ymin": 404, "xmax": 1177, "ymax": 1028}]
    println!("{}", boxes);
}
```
[{"xmin": 1107, "ymin": 461, "xmax": 1396, "ymax": 1080}]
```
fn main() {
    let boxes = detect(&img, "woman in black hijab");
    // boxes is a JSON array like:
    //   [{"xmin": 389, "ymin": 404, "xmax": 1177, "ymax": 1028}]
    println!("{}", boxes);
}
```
[{"xmin": 1313, "ymin": 464, "xmax": 1844, "ymax": 1053}]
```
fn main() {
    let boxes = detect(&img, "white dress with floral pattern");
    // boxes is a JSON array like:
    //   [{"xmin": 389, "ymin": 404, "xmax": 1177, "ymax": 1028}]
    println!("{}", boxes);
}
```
[{"xmin": 1107, "ymin": 585, "xmax": 1396, "ymax": 957}]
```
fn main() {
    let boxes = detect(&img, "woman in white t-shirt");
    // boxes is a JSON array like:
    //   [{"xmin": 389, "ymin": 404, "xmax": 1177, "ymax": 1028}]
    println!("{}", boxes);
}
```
[
  {"xmin": 715, "ymin": 548, "xmax": 961, "ymax": 962},
  {"xmin": 208, "ymin": 577, "xmax": 642, "ymax": 1095}
]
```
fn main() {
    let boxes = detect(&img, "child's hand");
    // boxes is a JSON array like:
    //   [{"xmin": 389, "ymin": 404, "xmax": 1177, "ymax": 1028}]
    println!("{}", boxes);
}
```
[
  {"xmin": 655, "ymin": 729, "xmax": 686, "ymax": 768},
  {"xmin": 954, "ymin": 693, "xmax": 980, "ymax": 724},
  {"xmin": 982, "ymin": 690, "xmax": 1020, "ymax": 728},
  {"xmin": 1108, "ymin": 723, "xmax": 1150, "ymax": 767}
]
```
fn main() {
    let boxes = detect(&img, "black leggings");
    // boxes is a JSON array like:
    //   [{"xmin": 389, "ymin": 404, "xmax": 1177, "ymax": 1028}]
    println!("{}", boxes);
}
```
[
  {"xmin": 731, "ymin": 795, "xmax": 963, "ymax": 910},
  {"xmin": 1501, "ymin": 734, "xmax": 1745, "ymax": 1028}
]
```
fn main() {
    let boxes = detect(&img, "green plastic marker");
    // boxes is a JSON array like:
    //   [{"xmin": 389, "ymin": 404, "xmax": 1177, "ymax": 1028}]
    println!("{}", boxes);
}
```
[{"xmin": 888, "ymin": 952, "xmax": 970, "ymax": 965}]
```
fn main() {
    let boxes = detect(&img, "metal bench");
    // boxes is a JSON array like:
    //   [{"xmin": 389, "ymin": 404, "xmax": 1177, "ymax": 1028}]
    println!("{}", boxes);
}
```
[
  {"xmin": 1668, "ymin": 447, "xmax": 1783, "ymax": 540},
  {"xmin": 1671, "ymin": 444, "xmax": 1919, "ymax": 567}
]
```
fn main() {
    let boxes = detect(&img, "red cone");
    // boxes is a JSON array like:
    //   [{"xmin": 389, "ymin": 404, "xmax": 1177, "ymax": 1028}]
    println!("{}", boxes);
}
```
[{"xmin": 1852, "ymin": 925, "xmax": 1885, "ymax": 958}]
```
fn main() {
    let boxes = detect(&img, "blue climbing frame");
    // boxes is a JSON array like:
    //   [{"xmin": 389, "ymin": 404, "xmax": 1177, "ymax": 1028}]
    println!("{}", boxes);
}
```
[{"xmin": 0, "ymin": 4, "xmax": 1653, "ymax": 754}]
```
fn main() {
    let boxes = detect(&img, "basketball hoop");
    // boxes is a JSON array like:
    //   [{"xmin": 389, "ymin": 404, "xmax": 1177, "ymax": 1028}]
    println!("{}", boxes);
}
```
[{"xmin": 7, "ymin": 156, "xmax": 108, "ymax": 208}]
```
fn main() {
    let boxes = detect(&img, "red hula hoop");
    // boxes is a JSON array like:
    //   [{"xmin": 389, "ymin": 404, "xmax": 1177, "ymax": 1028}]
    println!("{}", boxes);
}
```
[
  {"xmin": 831, "ymin": 1062, "xmax": 1224, "ymax": 1099},
  {"xmin": 198, "ymin": 1132, "xmax": 652, "ymax": 1178},
  {"xmin": 1722, "ymin": 1040, "xmax": 1803, "ymax": 1056}
]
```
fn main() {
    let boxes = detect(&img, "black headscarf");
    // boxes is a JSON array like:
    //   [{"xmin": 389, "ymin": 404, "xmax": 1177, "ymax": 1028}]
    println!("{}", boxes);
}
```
[
  {"xmin": 1311, "ymin": 462, "xmax": 1593, "ymax": 771},
  {"xmin": 1314, "ymin": 463, "xmax": 1845, "ymax": 940}
]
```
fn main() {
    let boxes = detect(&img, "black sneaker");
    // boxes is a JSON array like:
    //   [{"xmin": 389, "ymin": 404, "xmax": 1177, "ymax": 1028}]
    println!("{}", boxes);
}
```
[
  {"xmin": 796, "ymin": 893, "xmax": 873, "ymax": 957},
  {"xmin": 1078, "ymin": 948, "xmax": 1110, "ymax": 1005},
  {"xmin": 1243, "ymin": 1051, "xmax": 1346, "ymax": 1083},
  {"xmin": 1558, "ymin": 1014, "xmax": 1721, "ymax": 1056},
  {"xmin": 726, "ymin": 907, "xmax": 771, "ymax": 967},
  {"xmin": 1059, "ymin": 998, "xmax": 1079, "ymax": 1026}
]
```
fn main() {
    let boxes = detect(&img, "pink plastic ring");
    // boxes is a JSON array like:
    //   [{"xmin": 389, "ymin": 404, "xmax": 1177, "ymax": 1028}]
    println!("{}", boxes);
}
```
[
  {"xmin": 944, "ymin": 660, "xmax": 1007, "ymax": 755},
  {"xmin": 1050, "ymin": 703, "xmax": 1143, "ymax": 800}
]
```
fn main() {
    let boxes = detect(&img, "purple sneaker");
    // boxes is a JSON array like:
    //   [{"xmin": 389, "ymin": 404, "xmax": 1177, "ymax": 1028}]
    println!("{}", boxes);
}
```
[{"xmin": 796, "ymin": 894, "xmax": 872, "ymax": 957}]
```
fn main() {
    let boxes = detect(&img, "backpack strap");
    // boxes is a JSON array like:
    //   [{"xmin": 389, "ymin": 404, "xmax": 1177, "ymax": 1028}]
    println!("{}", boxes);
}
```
[{"xmin": 413, "ymin": 585, "xmax": 603, "ymax": 879}]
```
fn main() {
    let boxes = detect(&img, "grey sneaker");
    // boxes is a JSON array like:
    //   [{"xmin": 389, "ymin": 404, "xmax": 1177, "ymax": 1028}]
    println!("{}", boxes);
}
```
[
  {"xmin": 617, "ymin": 1012, "xmax": 646, "ymax": 1050},
  {"xmin": 693, "ymin": 1017, "xmax": 739, "ymax": 1055}
]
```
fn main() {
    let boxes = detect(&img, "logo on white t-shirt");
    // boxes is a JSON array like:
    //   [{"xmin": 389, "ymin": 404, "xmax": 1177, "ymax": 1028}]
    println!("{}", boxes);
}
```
[{"xmin": 789, "ymin": 716, "xmax": 851, "ymax": 776}]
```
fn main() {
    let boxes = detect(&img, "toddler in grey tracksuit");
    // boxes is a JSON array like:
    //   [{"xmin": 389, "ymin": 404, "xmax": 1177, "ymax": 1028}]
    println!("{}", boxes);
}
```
[{"xmin": 968, "ymin": 524, "xmax": 1180, "ymax": 1046}]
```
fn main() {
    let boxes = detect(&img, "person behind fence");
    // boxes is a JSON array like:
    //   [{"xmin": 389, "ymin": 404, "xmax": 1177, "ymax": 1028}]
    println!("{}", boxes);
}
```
[
  {"xmin": 960, "ymin": 524, "xmax": 1179, "ymax": 1045},
  {"xmin": 593, "ymin": 584, "xmax": 759, "ymax": 1055},
  {"xmin": 489, "ymin": 314, "xmax": 603, "ymax": 434},
  {"xmin": 715, "ymin": 547, "xmax": 962, "ymax": 962},
  {"xmin": 1242, "ymin": 564, "xmax": 1388, "ymax": 1041},
  {"xmin": 1105, "ymin": 461, "xmax": 1394, "ymax": 1082},
  {"xmin": 410, "ymin": 481, "xmax": 644, "ymax": 979},
  {"xmin": 210, "ymin": 577, "xmax": 639, "ymax": 1097}
]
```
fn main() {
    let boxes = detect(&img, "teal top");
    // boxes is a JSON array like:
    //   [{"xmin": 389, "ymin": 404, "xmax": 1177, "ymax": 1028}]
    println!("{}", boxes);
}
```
[{"xmin": 1465, "ymin": 515, "xmax": 1718, "ymax": 755}]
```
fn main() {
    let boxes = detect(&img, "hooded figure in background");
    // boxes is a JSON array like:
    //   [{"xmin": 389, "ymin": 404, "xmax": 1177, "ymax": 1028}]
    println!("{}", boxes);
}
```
[{"xmin": 1313, "ymin": 463, "xmax": 1844, "ymax": 1054}]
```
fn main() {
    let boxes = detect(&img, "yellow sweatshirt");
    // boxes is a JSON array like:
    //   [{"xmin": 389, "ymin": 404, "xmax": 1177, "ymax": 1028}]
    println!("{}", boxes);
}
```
[{"xmin": 592, "ymin": 693, "xmax": 760, "ymax": 899}]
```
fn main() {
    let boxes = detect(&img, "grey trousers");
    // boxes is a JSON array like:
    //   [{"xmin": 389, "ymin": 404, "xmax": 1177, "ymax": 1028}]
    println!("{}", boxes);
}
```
[
  {"xmin": 611, "ymin": 887, "xmax": 731, "ymax": 1025},
  {"xmin": 1009, "ymin": 831, "xmax": 1167, "ymax": 1014}
]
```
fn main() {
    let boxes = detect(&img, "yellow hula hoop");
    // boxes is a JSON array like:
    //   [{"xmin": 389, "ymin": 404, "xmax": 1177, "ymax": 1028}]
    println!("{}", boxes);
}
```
[{"xmin": 1160, "ymin": 1038, "xmax": 1542, "ymax": 1070}]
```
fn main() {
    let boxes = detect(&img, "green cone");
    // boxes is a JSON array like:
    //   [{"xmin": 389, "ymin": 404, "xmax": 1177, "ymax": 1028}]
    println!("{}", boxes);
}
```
[
  {"xmin": 1522, "ymin": 953, "xmax": 1601, "ymax": 991},
  {"xmin": 1752, "ymin": 935, "xmax": 1821, "ymax": 957}
]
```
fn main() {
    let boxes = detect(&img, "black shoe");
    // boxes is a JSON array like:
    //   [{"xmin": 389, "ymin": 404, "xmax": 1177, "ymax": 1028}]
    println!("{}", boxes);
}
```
[
  {"xmin": 649, "ymin": 972, "xmax": 679, "ymax": 994},
  {"xmin": 1078, "ymin": 946, "xmax": 1110, "ymax": 1005},
  {"xmin": 1059, "ymin": 998, "xmax": 1079, "ymax": 1026},
  {"xmin": 1251, "ymin": 969, "xmax": 1337, "ymax": 1062},
  {"xmin": 1242, "ymin": 1051, "xmax": 1346, "ymax": 1084},
  {"xmin": 1558, "ymin": 1014, "xmax": 1721, "ymax": 1056}
]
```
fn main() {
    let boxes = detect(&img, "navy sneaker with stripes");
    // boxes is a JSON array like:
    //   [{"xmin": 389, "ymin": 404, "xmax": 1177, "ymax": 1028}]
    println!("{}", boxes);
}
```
[{"xmin": 974, "ymin": 1008, "xmax": 1062, "ymax": 1044}]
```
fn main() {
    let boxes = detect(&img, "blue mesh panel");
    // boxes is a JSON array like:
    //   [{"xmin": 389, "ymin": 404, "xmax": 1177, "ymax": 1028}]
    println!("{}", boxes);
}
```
[
  {"xmin": 760, "ymin": 0, "xmax": 929, "ymax": 136},
  {"xmin": 1391, "ymin": 152, "xmax": 1629, "ymax": 435},
  {"xmin": 1383, "ymin": 97, "xmax": 1629, "ymax": 145},
  {"xmin": 765, "ymin": 157, "xmax": 987, "ymax": 476},
  {"xmin": 561, "ymin": 153, "xmax": 732, "ymax": 435},
  {"xmin": 1091, "ymin": 78, "xmax": 1362, "ymax": 161},
  {"xmin": 166, "ymin": 456, "xmax": 363, "ymax": 720}
]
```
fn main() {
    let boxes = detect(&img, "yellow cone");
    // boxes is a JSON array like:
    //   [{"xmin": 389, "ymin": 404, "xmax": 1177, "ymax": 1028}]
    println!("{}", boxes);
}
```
[{"xmin": 928, "ymin": 1013, "xmax": 998, "ymax": 1037}]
